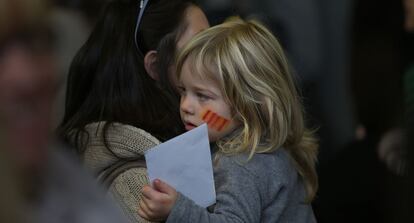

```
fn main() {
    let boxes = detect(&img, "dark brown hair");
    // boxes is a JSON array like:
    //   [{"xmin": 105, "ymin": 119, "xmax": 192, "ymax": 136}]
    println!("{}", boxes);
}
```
[{"xmin": 59, "ymin": 0, "xmax": 198, "ymax": 153}]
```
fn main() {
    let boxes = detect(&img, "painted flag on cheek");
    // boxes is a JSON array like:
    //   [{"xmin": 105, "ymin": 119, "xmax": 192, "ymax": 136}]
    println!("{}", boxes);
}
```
[{"xmin": 201, "ymin": 109, "xmax": 230, "ymax": 131}]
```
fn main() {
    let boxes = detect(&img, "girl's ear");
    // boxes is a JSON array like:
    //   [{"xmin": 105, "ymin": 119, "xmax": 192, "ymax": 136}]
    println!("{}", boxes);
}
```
[{"xmin": 144, "ymin": 50, "xmax": 159, "ymax": 80}]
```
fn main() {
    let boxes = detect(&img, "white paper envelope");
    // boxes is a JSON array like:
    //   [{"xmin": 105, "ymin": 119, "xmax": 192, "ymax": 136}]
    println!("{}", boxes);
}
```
[{"xmin": 144, "ymin": 124, "xmax": 216, "ymax": 207}]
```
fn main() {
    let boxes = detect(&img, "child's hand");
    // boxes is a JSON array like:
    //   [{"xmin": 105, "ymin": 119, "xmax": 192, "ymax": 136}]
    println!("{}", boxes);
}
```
[{"xmin": 138, "ymin": 179, "xmax": 178, "ymax": 221}]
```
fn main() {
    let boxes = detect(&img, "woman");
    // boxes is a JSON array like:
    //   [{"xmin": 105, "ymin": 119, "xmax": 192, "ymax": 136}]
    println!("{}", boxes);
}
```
[{"xmin": 59, "ymin": 0, "xmax": 209, "ymax": 222}]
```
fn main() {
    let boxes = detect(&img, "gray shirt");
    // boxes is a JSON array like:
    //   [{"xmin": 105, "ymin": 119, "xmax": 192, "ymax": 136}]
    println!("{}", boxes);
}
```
[{"xmin": 167, "ymin": 149, "xmax": 316, "ymax": 223}]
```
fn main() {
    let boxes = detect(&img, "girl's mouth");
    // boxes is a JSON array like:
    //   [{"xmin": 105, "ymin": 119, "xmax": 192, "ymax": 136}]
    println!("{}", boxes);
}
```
[{"xmin": 184, "ymin": 122, "xmax": 197, "ymax": 131}]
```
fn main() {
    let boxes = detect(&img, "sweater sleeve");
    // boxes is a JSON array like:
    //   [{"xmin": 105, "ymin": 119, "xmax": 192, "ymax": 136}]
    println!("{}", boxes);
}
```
[
  {"xmin": 166, "ymin": 157, "xmax": 280, "ymax": 223},
  {"xmin": 109, "ymin": 168, "xmax": 156, "ymax": 223}
]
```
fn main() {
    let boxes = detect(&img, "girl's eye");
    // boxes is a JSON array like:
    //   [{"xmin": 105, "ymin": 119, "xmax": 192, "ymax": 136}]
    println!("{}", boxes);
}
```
[
  {"xmin": 196, "ymin": 92, "xmax": 211, "ymax": 101},
  {"xmin": 177, "ymin": 86, "xmax": 186, "ymax": 95}
]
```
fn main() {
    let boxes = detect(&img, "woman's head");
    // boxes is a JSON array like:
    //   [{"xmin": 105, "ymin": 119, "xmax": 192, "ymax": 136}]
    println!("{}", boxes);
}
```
[
  {"xmin": 61, "ymin": 0, "xmax": 209, "ymax": 143},
  {"xmin": 176, "ymin": 17, "xmax": 318, "ymax": 202}
]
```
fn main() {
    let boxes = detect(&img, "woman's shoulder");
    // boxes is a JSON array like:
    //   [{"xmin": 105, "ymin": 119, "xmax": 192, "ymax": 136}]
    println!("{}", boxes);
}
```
[
  {"xmin": 78, "ymin": 121, "xmax": 160, "ymax": 173},
  {"xmin": 85, "ymin": 121, "xmax": 160, "ymax": 144},
  {"xmin": 83, "ymin": 121, "xmax": 161, "ymax": 154}
]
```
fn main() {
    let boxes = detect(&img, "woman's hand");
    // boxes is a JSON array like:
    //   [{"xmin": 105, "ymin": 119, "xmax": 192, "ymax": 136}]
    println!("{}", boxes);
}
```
[{"xmin": 138, "ymin": 179, "xmax": 178, "ymax": 221}]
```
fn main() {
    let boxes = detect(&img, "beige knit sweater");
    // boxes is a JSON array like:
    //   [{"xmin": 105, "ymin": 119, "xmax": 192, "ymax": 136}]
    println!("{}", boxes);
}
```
[{"xmin": 78, "ymin": 122, "xmax": 160, "ymax": 223}]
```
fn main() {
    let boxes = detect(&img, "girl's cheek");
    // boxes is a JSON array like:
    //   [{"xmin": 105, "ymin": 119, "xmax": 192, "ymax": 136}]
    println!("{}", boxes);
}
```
[{"xmin": 201, "ymin": 109, "xmax": 230, "ymax": 132}]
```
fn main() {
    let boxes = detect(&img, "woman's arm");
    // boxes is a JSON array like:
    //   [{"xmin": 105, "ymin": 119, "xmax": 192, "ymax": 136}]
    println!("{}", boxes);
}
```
[{"xmin": 111, "ymin": 167, "xmax": 157, "ymax": 223}]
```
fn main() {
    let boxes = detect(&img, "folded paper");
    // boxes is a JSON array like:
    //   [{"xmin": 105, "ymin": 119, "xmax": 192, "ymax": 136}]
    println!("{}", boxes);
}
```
[{"xmin": 145, "ymin": 124, "xmax": 216, "ymax": 207}]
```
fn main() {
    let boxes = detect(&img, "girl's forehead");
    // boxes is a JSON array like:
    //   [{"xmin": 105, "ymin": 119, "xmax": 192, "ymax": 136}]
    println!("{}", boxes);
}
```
[
  {"xmin": 183, "ymin": 55, "xmax": 218, "ymax": 80},
  {"xmin": 180, "ymin": 65, "xmax": 208, "ymax": 84}
]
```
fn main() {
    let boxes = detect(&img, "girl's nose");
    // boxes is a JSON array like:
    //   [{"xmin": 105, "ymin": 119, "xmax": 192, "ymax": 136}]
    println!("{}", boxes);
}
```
[{"xmin": 180, "ymin": 95, "xmax": 195, "ymax": 115}]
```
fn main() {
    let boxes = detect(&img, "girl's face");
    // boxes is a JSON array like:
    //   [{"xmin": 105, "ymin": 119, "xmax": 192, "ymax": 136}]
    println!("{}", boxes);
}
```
[{"xmin": 178, "ymin": 60, "xmax": 240, "ymax": 142}]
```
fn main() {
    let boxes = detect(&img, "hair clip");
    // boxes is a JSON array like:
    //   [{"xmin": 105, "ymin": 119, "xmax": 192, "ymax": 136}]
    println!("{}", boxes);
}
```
[{"xmin": 135, "ymin": 0, "xmax": 150, "ymax": 54}]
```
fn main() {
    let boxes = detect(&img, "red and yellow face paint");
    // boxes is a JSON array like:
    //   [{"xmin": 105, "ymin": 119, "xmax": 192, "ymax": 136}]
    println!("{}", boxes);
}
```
[{"xmin": 201, "ymin": 109, "xmax": 230, "ymax": 132}]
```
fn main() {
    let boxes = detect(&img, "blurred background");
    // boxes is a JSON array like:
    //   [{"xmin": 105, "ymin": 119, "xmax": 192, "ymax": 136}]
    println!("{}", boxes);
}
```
[{"xmin": 1, "ymin": 0, "xmax": 413, "ymax": 222}]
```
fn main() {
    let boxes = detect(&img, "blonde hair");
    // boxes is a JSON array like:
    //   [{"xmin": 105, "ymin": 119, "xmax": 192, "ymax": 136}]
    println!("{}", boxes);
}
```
[{"xmin": 176, "ymin": 17, "xmax": 318, "ymax": 202}]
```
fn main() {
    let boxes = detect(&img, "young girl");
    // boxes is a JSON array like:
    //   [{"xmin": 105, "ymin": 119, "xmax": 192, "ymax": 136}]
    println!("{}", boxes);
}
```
[{"xmin": 138, "ymin": 17, "xmax": 318, "ymax": 223}]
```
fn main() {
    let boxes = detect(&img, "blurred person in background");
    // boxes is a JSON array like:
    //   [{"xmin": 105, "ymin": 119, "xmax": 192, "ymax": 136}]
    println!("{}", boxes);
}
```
[
  {"xmin": 0, "ymin": 0, "xmax": 130, "ymax": 222},
  {"xmin": 377, "ymin": 0, "xmax": 414, "ymax": 177},
  {"xmin": 312, "ymin": 0, "xmax": 407, "ymax": 221},
  {"xmin": 0, "ymin": 129, "xmax": 22, "ymax": 223},
  {"xmin": 377, "ymin": 0, "xmax": 414, "ymax": 222},
  {"xmin": 317, "ymin": 0, "xmax": 407, "ymax": 222}
]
